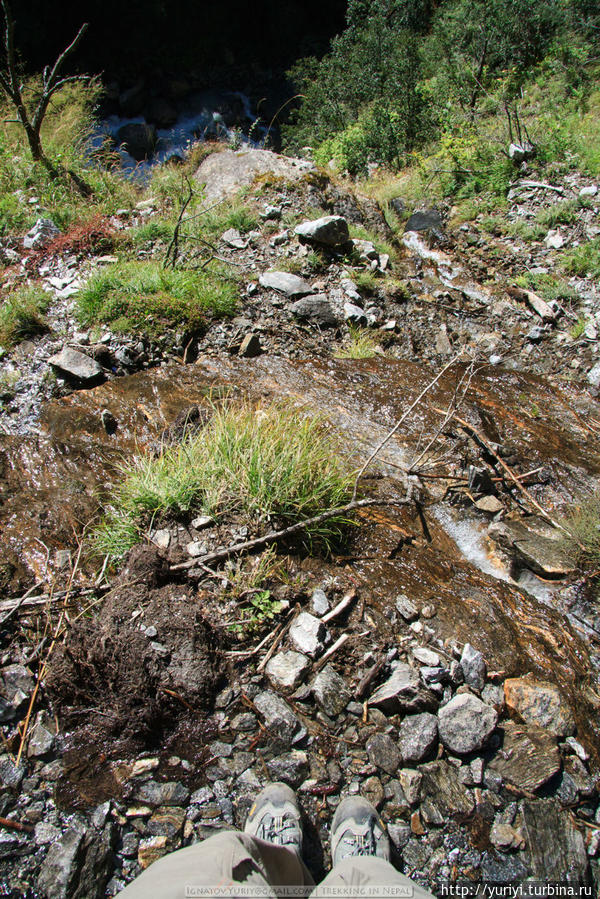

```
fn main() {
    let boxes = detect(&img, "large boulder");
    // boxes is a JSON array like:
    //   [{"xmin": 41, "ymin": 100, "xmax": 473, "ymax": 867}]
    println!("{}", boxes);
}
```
[
  {"xmin": 117, "ymin": 123, "xmax": 157, "ymax": 161},
  {"xmin": 195, "ymin": 148, "xmax": 313, "ymax": 205},
  {"xmin": 294, "ymin": 215, "xmax": 349, "ymax": 249}
]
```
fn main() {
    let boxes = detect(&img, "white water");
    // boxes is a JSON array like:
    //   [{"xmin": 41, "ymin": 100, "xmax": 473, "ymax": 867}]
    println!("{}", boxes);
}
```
[{"xmin": 90, "ymin": 90, "xmax": 266, "ymax": 178}]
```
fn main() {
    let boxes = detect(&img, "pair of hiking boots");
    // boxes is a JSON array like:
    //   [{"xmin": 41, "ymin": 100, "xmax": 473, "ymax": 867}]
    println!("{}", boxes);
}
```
[{"xmin": 245, "ymin": 783, "xmax": 390, "ymax": 865}]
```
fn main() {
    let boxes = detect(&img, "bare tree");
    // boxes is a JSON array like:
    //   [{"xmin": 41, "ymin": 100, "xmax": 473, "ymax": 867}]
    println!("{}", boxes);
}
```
[{"xmin": 0, "ymin": 0, "xmax": 88, "ymax": 174}]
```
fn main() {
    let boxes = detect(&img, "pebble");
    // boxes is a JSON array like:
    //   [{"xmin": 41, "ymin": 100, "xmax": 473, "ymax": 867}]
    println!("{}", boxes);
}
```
[
  {"xmin": 312, "ymin": 665, "xmax": 351, "ymax": 716},
  {"xmin": 366, "ymin": 732, "xmax": 401, "ymax": 775},
  {"xmin": 266, "ymin": 651, "xmax": 310, "ymax": 690}
]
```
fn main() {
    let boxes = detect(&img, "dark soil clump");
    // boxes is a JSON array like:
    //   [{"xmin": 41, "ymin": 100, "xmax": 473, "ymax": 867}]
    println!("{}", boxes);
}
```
[{"xmin": 47, "ymin": 545, "xmax": 224, "ymax": 751}]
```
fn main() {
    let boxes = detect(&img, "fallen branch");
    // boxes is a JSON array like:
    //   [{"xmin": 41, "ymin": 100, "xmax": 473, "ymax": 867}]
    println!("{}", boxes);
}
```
[
  {"xmin": 0, "ymin": 816, "xmax": 33, "ymax": 834},
  {"xmin": 0, "ymin": 583, "xmax": 110, "ymax": 616},
  {"xmin": 322, "ymin": 589, "xmax": 356, "ymax": 624},
  {"xmin": 351, "ymin": 353, "xmax": 465, "ymax": 502},
  {"xmin": 0, "ymin": 580, "xmax": 44, "ymax": 628},
  {"xmin": 355, "ymin": 657, "xmax": 386, "ymax": 700},
  {"xmin": 171, "ymin": 496, "xmax": 410, "ymax": 574},
  {"xmin": 435, "ymin": 407, "xmax": 567, "ymax": 533},
  {"xmin": 314, "ymin": 633, "xmax": 350, "ymax": 671},
  {"xmin": 257, "ymin": 605, "xmax": 301, "ymax": 672}
]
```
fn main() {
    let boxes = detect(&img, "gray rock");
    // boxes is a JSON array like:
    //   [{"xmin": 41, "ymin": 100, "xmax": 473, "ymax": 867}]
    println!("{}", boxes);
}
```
[
  {"xmin": 412, "ymin": 647, "xmax": 440, "ymax": 667},
  {"xmin": 504, "ymin": 675, "xmax": 575, "ymax": 736},
  {"xmin": 238, "ymin": 334, "xmax": 262, "ymax": 358},
  {"xmin": 369, "ymin": 662, "xmax": 437, "ymax": 714},
  {"xmin": 221, "ymin": 228, "xmax": 247, "ymax": 249},
  {"xmin": 587, "ymin": 362, "xmax": 600, "ymax": 387},
  {"xmin": 23, "ymin": 217, "xmax": 60, "ymax": 250},
  {"xmin": 290, "ymin": 295, "xmax": 340, "ymax": 327},
  {"xmin": 265, "ymin": 651, "xmax": 310, "ymax": 690},
  {"xmin": 399, "ymin": 769, "xmax": 422, "ymax": 804},
  {"xmin": 136, "ymin": 780, "xmax": 190, "ymax": 807},
  {"xmin": 404, "ymin": 208, "xmax": 443, "ymax": 234},
  {"xmin": 0, "ymin": 755, "xmax": 25, "ymax": 789},
  {"xmin": 259, "ymin": 271, "xmax": 312, "ymax": 297},
  {"xmin": 395, "ymin": 595, "xmax": 419, "ymax": 622},
  {"xmin": 38, "ymin": 827, "xmax": 84, "ymax": 899},
  {"xmin": 488, "ymin": 721, "xmax": 561, "ymax": 792},
  {"xmin": 49, "ymin": 348, "xmax": 104, "ymax": 383},
  {"xmin": 266, "ymin": 750, "xmax": 309, "ymax": 786},
  {"xmin": 420, "ymin": 760, "xmax": 475, "ymax": 817},
  {"xmin": 521, "ymin": 799, "xmax": 590, "ymax": 882},
  {"xmin": 340, "ymin": 278, "xmax": 362, "ymax": 303},
  {"xmin": 438, "ymin": 693, "xmax": 498, "ymax": 754},
  {"xmin": 489, "ymin": 518, "xmax": 575, "ymax": 578},
  {"xmin": 311, "ymin": 665, "xmax": 351, "ymax": 716},
  {"xmin": 366, "ymin": 732, "xmax": 401, "ymax": 775},
  {"xmin": 398, "ymin": 712, "xmax": 438, "ymax": 763},
  {"xmin": 117, "ymin": 122, "xmax": 157, "ymax": 161},
  {"xmin": 289, "ymin": 611, "xmax": 326, "ymax": 657},
  {"xmin": 35, "ymin": 822, "xmax": 62, "ymax": 845},
  {"xmin": 310, "ymin": 588, "xmax": 330, "ymax": 616},
  {"xmin": 343, "ymin": 302, "xmax": 367, "ymax": 324},
  {"xmin": 351, "ymin": 239, "xmax": 379, "ymax": 261},
  {"xmin": 580, "ymin": 185, "xmax": 598, "ymax": 197},
  {"xmin": 195, "ymin": 148, "xmax": 313, "ymax": 206},
  {"xmin": 27, "ymin": 714, "xmax": 55, "ymax": 758},
  {"xmin": 254, "ymin": 691, "xmax": 305, "ymax": 743},
  {"xmin": 294, "ymin": 215, "xmax": 349, "ymax": 248},
  {"xmin": 460, "ymin": 643, "xmax": 486, "ymax": 691}
]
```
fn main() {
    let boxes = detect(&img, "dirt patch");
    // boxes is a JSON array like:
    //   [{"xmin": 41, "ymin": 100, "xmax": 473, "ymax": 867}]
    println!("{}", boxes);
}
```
[{"xmin": 47, "ymin": 546, "xmax": 225, "ymax": 753}]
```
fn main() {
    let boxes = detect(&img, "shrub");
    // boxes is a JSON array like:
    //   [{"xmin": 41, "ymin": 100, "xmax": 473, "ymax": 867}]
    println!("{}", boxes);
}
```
[
  {"xmin": 561, "ymin": 493, "xmax": 600, "ymax": 574},
  {"xmin": 95, "ymin": 401, "xmax": 355, "ymax": 559},
  {"xmin": 0, "ymin": 286, "xmax": 50, "ymax": 347},
  {"xmin": 76, "ymin": 261, "xmax": 237, "ymax": 338}
]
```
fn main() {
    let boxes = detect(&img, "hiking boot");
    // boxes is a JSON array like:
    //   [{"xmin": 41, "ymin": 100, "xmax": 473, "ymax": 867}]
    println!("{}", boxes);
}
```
[
  {"xmin": 244, "ymin": 782, "xmax": 303, "ymax": 856},
  {"xmin": 331, "ymin": 796, "xmax": 390, "ymax": 865}
]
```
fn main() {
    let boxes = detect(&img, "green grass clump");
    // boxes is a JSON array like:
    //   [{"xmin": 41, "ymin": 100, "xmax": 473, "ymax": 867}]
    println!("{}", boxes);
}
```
[
  {"xmin": 130, "ymin": 220, "xmax": 173, "ymax": 247},
  {"xmin": 562, "ymin": 238, "xmax": 600, "ymax": 280},
  {"xmin": 76, "ymin": 261, "xmax": 237, "ymax": 338},
  {"xmin": 354, "ymin": 270, "xmax": 380, "ymax": 294},
  {"xmin": 335, "ymin": 326, "xmax": 382, "ymax": 359},
  {"xmin": 560, "ymin": 493, "xmax": 600, "ymax": 577},
  {"xmin": 95, "ymin": 401, "xmax": 355, "ymax": 559},
  {"xmin": 570, "ymin": 316, "xmax": 587, "ymax": 339},
  {"xmin": 0, "ymin": 286, "xmax": 51, "ymax": 347},
  {"xmin": 514, "ymin": 272, "xmax": 578, "ymax": 305}
]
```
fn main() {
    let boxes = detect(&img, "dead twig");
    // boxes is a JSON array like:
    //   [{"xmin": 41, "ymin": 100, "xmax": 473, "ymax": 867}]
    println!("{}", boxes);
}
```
[
  {"xmin": 0, "ymin": 580, "xmax": 44, "ymax": 628},
  {"xmin": 314, "ymin": 633, "xmax": 350, "ymax": 671},
  {"xmin": 355, "ymin": 657, "xmax": 386, "ymax": 700},
  {"xmin": 321, "ymin": 589, "xmax": 356, "ymax": 624},
  {"xmin": 257, "ymin": 605, "xmax": 301, "ymax": 672},
  {"xmin": 0, "ymin": 816, "xmax": 33, "ymax": 833}
]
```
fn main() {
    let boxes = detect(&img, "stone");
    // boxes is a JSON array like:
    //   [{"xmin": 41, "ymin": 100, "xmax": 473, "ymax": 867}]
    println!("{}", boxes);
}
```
[
  {"xmin": 259, "ymin": 271, "xmax": 312, "ymax": 297},
  {"xmin": 254, "ymin": 691, "xmax": 305, "ymax": 743},
  {"xmin": 23, "ymin": 217, "xmax": 60, "ymax": 250},
  {"xmin": 388, "ymin": 823, "xmax": 411, "ymax": 851},
  {"xmin": 490, "ymin": 823, "xmax": 524, "ymax": 852},
  {"xmin": 438, "ymin": 693, "xmax": 498, "ymax": 755},
  {"xmin": 138, "ymin": 835, "xmax": 168, "ymax": 869},
  {"xmin": 0, "ymin": 756, "xmax": 25, "ymax": 789},
  {"xmin": 38, "ymin": 827, "xmax": 84, "ymax": 899},
  {"xmin": 136, "ymin": 781, "xmax": 190, "ymax": 808},
  {"xmin": 361, "ymin": 775, "xmax": 385, "ymax": 808},
  {"xmin": 420, "ymin": 761, "xmax": 475, "ymax": 817},
  {"xmin": 587, "ymin": 362, "xmax": 600, "ymax": 388},
  {"xmin": 117, "ymin": 123, "xmax": 157, "ymax": 161},
  {"xmin": 366, "ymin": 732, "xmax": 401, "ymax": 775},
  {"xmin": 412, "ymin": 647, "xmax": 440, "ymax": 667},
  {"xmin": 404, "ymin": 208, "xmax": 443, "ymax": 234},
  {"xmin": 35, "ymin": 822, "xmax": 62, "ymax": 845},
  {"xmin": 266, "ymin": 750, "xmax": 309, "ymax": 787},
  {"xmin": 521, "ymin": 799, "xmax": 590, "ymax": 882},
  {"xmin": 294, "ymin": 215, "xmax": 349, "ymax": 248},
  {"xmin": 504, "ymin": 675, "xmax": 575, "ymax": 736},
  {"xmin": 398, "ymin": 712, "xmax": 439, "ymax": 764},
  {"xmin": 290, "ymin": 295, "xmax": 340, "ymax": 327},
  {"xmin": 27, "ymin": 714, "xmax": 55, "ymax": 758},
  {"xmin": 474, "ymin": 495, "xmax": 504, "ymax": 515},
  {"xmin": 489, "ymin": 518, "xmax": 575, "ymax": 578},
  {"xmin": 460, "ymin": 643, "xmax": 487, "ymax": 692},
  {"xmin": 399, "ymin": 769, "xmax": 422, "ymax": 804},
  {"xmin": 580, "ymin": 185, "xmax": 598, "ymax": 197},
  {"xmin": 343, "ymin": 302, "xmax": 368, "ymax": 324},
  {"xmin": 369, "ymin": 662, "xmax": 437, "ymax": 714},
  {"xmin": 49, "ymin": 348, "xmax": 104, "ymax": 383},
  {"xmin": 545, "ymin": 230, "xmax": 564, "ymax": 250},
  {"xmin": 310, "ymin": 588, "xmax": 330, "ymax": 616},
  {"xmin": 340, "ymin": 278, "xmax": 362, "ymax": 303},
  {"xmin": 265, "ymin": 651, "xmax": 310, "ymax": 690},
  {"xmin": 195, "ymin": 148, "xmax": 313, "ymax": 205},
  {"xmin": 395, "ymin": 595, "xmax": 419, "ymax": 622},
  {"xmin": 312, "ymin": 665, "xmax": 351, "ymax": 716},
  {"xmin": 289, "ymin": 611, "xmax": 326, "ymax": 658},
  {"xmin": 488, "ymin": 721, "xmax": 561, "ymax": 792},
  {"xmin": 238, "ymin": 334, "xmax": 262, "ymax": 358},
  {"xmin": 221, "ymin": 228, "xmax": 247, "ymax": 250}
]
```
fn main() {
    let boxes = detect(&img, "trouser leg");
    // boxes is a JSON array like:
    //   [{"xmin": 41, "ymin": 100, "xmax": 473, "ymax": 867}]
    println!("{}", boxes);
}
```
[
  {"xmin": 311, "ymin": 856, "xmax": 436, "ymax": 899},
  {"xmin": 117, "ymin": 829, "xmax": 315, "ymax": 899}
]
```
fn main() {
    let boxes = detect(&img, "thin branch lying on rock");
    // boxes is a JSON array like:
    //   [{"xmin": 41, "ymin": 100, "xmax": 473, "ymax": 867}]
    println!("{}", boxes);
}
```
[{"xmin": 170, "ymin": 496, "xmax": 410, "ymax": 574}]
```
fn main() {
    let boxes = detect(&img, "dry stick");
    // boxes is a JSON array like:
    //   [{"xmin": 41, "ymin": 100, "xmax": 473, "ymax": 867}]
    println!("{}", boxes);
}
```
[
  {"xmin": 0, "ymin": 580, "xmax": 44, "ymax": 628},
  {"xmin": 0, "ymin": 583, "xmax": 111, "ymax": 615},
  {"xmin": 436, "ymin": 407, "xmax": 568, "ymax": 533},
  {"xmin": 171, "ymin": 497, "xmax": 408, "ymax": 574},
  {"xmin": 314, "ymin": 633, "xmax": 350, "ymax": 672},
  {"xmin": 0, "ymin": 816, "xmax": 33, "ymax": 834},
  {"xmin": 351, "ymin": 353, "xmax": 465, "ymax": 503},
  {"xmin": 322, "ymin": 589, "xmax": 356, "ymax": 624},
  {"xmin": 257, "ymin": 605, "xmax": 301, "ymax": 672}
]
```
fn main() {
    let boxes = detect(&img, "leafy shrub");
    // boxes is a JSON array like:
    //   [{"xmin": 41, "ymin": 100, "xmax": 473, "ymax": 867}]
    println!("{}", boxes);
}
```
[{"xmin": 95, "ymin": 401, "xmax": 355, "ymax": 559}]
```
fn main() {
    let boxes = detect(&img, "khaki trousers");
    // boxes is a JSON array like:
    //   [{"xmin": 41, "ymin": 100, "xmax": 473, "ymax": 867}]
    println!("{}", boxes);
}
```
[{"xmin": 117, "ymin": 830, "xmax": 436, "ymax": 899}]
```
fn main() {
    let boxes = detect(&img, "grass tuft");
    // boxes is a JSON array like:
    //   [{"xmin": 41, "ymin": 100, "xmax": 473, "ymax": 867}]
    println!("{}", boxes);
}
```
[
  {"xmin": 335, "ymin": 325, "xmax": 382, "ymax": 359},
  {"xmin": 76, "ymin": 260, "xmax": 237, "ymax": 338},
  {"xmin": 0, "ymin": 286, "xmax": 51, "ymax": 347},
  {"xmin": 95, "ymin": 401, "xmax": 355, "ymax": 559}
]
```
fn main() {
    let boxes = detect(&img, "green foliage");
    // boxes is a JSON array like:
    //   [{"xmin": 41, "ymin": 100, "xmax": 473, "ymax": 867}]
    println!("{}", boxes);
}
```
[
  {"xmin": 354, "ymin": 270, "xmax": 379, "ymax": 294},
  {"xmin": 76, "ymin": 261, "xmax": 237, "ymax": 338},
  {"xmin": 335, "ymin": 325, "xmax": 382, "ymax": 360},
  {"xmin": 0, "ymin": 286, "xmax": 50, "ymax": 347},
  {"xmin": 95, "ymin": 401, "xmax": 355, "ymax": 559},
  {"xmin": 570, "ymin": 316, "xmax": 587, "ymax": 339},
  {"xmin": 130, "ymin": 220, "xmax": 173, "ymax": 247},
  {"xmin": 561, "ymin": 492, "xmax": 600, "ymax": 575},
  {"xmin": 515, "ymin": 272, "xmax": 578, "ymax": 305},
  {"xmin": 562, "ymin": 237, "xmax": 600, "ymax": 279}
]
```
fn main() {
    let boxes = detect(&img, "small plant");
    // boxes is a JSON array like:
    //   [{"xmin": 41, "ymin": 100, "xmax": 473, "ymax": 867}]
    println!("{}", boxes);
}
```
[
  {"xmin": 76, "ymin": 260, "xmax": 237, "ymax": 338},
  {"xmin": 563, "ymin": 238, "xmax": 600, "ymax": 280},
  {"xmin": 130, "ymin": 220, "xmax": 173, "ymax": 247},
  {"xmin": 0, "ymin": 285, "xmax": 50, "ymax": 346},
  {"xmin": 95, "ymin": 401, "xmax": 355, "ymax": 560},
  {"xmin": 570, "ymin": 316, "xmax": 587, "ymax": 339},
  {"xmin": 335, "ymin": 326, "xmax": 382, "ymax": 360},
  {"xmin": 354, "ymin": 270, "xmax": 379, "ymax": 294},
  {"xmin": 229, "ymin": 589, "xmax": 283, "ymax": 636},
  {"xmin": 560, "ymin": 493, "xmax": 600, "ymax": 584}
]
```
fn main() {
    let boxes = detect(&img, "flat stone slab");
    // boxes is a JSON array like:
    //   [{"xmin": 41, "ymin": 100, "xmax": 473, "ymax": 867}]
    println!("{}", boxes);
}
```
[
  {"xmin": 420, "ymin": 760, "xmax": 475, "ymax": 817},
  {"xmin": 489, "ymin": 517, "xmax": 575, "ymax": 578},
  {"xmin": 504, "ymin": 674, "xmax": 575, "ymax": 737},
  {"xmin": 369, "ymin": 662, "xmax": 437, "ymax": 714},
  {"xmin": 521, "ymin": 799, "xmax": 590, "ymax": 881},
  {"xmin": 488, "ymin": 721, "xmax": 561, "ymax": 792},
  {"xmin": 259, "ymin": 271, "xmax": 313, "ymax": 297},
  {"xmin": 311, "ymin": 665, "xmax": 351, "ymax": 716},
  {"xmin": 48, "ymin": 348, "xmax": 104, "ymax": 383}
]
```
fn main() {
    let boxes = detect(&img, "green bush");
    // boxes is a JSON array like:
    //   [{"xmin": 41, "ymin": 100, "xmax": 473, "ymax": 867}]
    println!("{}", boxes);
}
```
[
  {"xmin": 76, "ymin": 261, "xmax": 237, "ymax": 338},
  {"xmin": 0, "ymin": 286, "xmax": 51, "ymax": 347},
  {"xmin": 95, "ymin": 401, "xmax": 355, "ymax": 559}
]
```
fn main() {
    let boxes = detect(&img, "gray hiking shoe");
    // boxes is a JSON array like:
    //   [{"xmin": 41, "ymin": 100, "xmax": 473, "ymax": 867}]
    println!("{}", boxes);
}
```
[
  {"xmin": 331, "ymin": 796, "xmax": 390, "ymax": 865},
  {"xmin": 244, "ymin": 782, "xmax": 303, "ymax": 856}
]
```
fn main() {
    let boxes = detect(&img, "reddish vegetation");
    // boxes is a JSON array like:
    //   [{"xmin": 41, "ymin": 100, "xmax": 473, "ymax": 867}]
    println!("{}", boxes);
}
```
[{"xmin": 25, "ymin": 215, "xmax": 118, "ymax": 272}]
